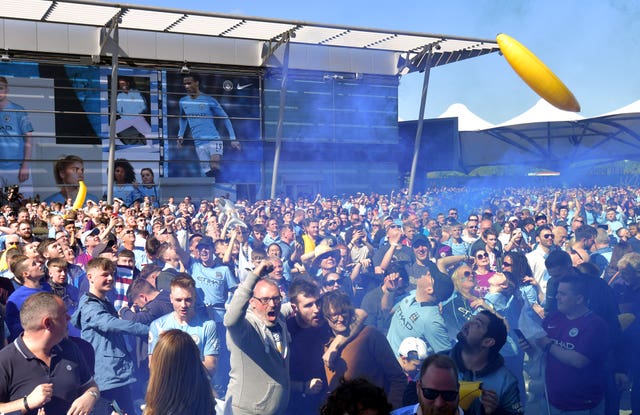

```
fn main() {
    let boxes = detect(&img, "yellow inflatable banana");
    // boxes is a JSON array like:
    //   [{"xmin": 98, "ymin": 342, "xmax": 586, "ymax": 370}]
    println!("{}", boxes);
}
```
[
  {"xmin": 72, "ymin": 180, "xmax": 87, "ymax": 210},
  {"xmin": 459, "ymin": 380, "xmax": 483, "ymax": 410},
  {"xmin": 497, "ymin": 33, "xmax": 580, "ymax": 112}
]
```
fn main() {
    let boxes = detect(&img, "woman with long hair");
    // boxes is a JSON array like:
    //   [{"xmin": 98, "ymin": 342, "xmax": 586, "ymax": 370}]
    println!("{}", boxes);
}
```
[
  {"xmin": 471, "ymin": 248, "xmax": 495, "ymax": 297},
  {"xmin": 502, "ymin": 251, "xmax": 544, "ymax": 319},
  {"xmin": 113, "ymin": 158, "xmax": 141, "ymax": 207},
  {"xmin": 143, "ymin": 329, "xmax": 215, "ymax": 415}
]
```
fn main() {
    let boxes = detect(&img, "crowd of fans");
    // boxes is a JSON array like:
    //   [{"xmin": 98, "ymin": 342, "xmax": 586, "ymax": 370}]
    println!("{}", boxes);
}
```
[{"xmin": 1, "ymin": 184, "xmax": 640, "ymax": 415}]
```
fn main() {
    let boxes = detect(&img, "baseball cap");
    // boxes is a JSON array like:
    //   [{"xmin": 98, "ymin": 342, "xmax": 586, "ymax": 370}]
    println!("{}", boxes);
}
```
[
  {"xmin": 398, "ymin": 337, "xmax": 428, "ymax": 360},
  {"xmin": 196, "ymin": 236, "xmax": 215, "ymax": 249},
  {"xmin": 92, "ymin": 240, "xmax": 115, "ymax": 257},
  {"xmin": 80, "ymin": 228, "xmax": 100, "ymax": 245},
  {"xmin": 412, "ymin": 236, "xmax": 429, "ymax": 248}
]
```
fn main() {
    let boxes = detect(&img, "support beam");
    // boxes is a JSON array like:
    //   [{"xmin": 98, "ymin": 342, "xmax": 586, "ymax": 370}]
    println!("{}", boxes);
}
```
[
  {"xmin": 269, "ymin": 37, "xmax": 291, "ymax": 199},
  {"xmin": 262, "ymin": 28, "xmax": 297, "ymax": 65},
  {"xmin": 407, "ymin": 45, "xmax": 433, "ymax": 199},
  {"xmin": 105, "ymin": 14, "xmax": 120, "ymax": 204}
]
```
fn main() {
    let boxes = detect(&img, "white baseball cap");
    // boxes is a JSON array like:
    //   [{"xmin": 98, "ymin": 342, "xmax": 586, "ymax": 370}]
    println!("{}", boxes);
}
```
[{"xmin": 398, "ymin": 337, "xmax": 428, "ymax": 360}]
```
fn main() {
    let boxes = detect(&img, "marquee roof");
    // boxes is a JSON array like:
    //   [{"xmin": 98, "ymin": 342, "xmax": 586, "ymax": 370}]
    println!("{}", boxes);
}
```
[{"xmin": 0, "ymin": 0, "xmax": 499, "ymax": 73}]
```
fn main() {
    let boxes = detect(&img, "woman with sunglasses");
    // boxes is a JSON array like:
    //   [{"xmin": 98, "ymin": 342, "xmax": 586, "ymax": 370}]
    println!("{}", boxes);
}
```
[
  {"xmin": 440, "ymin": 264, "xmax": 491, "ymax": 343},
  {"xmin": 471, "ymin": 248, "xmax": 495, "ymax": 298}
]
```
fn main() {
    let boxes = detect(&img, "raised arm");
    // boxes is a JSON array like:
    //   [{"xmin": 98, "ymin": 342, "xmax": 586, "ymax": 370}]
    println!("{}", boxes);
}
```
[{"xmin": 224, "ymin": 261, "xmax": 270, "ymax": 327}]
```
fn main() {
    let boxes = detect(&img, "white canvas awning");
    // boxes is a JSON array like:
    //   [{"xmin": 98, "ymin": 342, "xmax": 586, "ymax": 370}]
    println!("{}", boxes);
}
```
[
  {"xmin": 437, "ymin": 103, "xmax": 494, "ymax": 131},
  {"xmin": 456, "ymin": 99, "xmax": 640, "ymax": 171}
]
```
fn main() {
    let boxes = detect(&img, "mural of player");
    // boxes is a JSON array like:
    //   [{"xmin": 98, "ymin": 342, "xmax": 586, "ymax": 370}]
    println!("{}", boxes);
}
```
[
  {"xmin": 44, "ymin": 155, "xmax": 100, "ymax": 205},
  {"xmin": 0, "ymin": 76, "xmax": 33, "ymax": 190},
  {"xmin": 177, "ymin": 74, "xmax": 241, "ymax": 179},
  {"xmin": 115, "ymin": 76, "xmax": 154, "ymax": 145}
]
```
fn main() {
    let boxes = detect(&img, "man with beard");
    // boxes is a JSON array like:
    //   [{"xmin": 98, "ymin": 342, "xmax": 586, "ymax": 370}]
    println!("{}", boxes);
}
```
[
  {"xmin": 392, "ymin": 354, "xmax": 462, "ymax": 415},
  {"xmin": 526, "ymin": 225, "xmax": 556, "ymax": 296},
  {"xmin": 287, "ymin": 278, "xmax": 369, "ymax": 415},
  {"xmin": 16, "ymin": 220, "xmax": 36, "ymax": 244},
  {"xmin": 286, "ymin": 278, "xmax": 329, "ymax": 414},
  {"xmin": 448, "ymin": 311, "xmax": 523, "ymax": 415}
]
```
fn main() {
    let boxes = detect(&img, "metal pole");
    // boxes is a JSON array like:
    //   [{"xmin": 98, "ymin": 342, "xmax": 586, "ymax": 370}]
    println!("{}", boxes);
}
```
[
  {"xmin": 407, "ymin": 47, "xmax": 433, "ymax": 199},
  {"xmin": 269, "ymin": 39, "xmax": 290, "ymax": 199},
  {"xmin": 106, "ymin": 17, "xmax": 119, "ymax": 204}
]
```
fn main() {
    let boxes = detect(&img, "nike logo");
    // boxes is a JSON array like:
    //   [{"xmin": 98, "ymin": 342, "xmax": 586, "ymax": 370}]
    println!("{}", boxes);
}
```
[{"xmin": 237, "ymin": 83, "xmax": 253, "ymax": 90}]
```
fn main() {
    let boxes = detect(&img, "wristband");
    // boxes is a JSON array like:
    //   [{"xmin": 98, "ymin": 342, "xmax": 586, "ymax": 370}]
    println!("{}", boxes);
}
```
[{"xmin": 23, "ymin": 395, "xmax": 30, "ymax": 412}]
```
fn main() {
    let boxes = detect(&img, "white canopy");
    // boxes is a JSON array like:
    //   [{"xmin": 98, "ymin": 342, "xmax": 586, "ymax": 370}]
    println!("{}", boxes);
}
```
[
  {"xmin": 600, "ymin": 100, "xmax": 640, "ymax": 117},
  {"xmin": 454, "ymin": 99, "xmax": 640, "ymax": 172},
  {"xmin": 497, "ymin": 99, "xmax": 584, "ymax": 127},
  {"xmin": 437, "ymin": 103, "xmax": 494, "ymax": 131}
]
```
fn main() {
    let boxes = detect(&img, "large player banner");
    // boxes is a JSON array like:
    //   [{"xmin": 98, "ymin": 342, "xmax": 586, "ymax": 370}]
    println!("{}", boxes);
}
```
[
  {"xmin": 0, "ymin": 61, "xmax": 263, "ymax": 203},
  {"xmin": 163, "ymin": 71, "xmax": 262, "ymax": 183}
]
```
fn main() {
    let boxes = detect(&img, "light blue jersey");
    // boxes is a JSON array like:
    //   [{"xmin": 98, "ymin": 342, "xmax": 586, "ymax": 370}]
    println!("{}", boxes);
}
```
[
  {"xmin": 0, "ymin": 102, "xmax": 33, "ymax": 169},
  {"xmin": 148, "ymin": 312, "xmax": 219, "ymax": 360},
  {"xmin": 178, "ymin": 94, "xmax": 235, "ymax": 147},
  {"xmin": 387, "ymin": 290, "xmax": 452, "ymax": 355},
  {"xmin": 191, "ymin": 261, "xmax": 238, "ymax": 321},
  {"xmin": 117, "ymin": 89, "xmax": 147, "ymax": 119}
]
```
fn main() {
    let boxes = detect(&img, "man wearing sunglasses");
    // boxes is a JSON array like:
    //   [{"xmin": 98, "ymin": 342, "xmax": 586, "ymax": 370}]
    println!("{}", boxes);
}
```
[
  {"xmin": 391, "ymin": 354, "xmax": 462, "ymax": 415},
  {"xmin": 525, "ymin": 225, "xmax": 557, "ymax": 297}
]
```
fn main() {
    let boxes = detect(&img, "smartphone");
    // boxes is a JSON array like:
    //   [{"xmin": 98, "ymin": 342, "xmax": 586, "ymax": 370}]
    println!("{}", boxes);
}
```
[{"xmin": 111, "ymin": 400, "xmax": 125, "ymax": 415}]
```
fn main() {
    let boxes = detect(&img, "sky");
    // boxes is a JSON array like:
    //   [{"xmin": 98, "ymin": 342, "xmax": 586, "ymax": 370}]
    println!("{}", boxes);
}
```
[{"xmin": 106, "ymin": 0, "xmax": 640, "ymax": 124}]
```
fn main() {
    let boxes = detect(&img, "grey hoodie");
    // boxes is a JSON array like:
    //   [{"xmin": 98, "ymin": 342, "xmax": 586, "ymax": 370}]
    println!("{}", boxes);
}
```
[{"xmin": 224, "ymin": 271, "xmax": 291, "ymax": 415}]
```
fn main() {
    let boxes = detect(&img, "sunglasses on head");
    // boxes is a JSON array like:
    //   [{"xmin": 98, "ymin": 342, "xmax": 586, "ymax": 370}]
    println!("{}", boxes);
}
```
[{"xmin": 421, "ymin": 387, "xmax": 458, "ymax": 402}]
